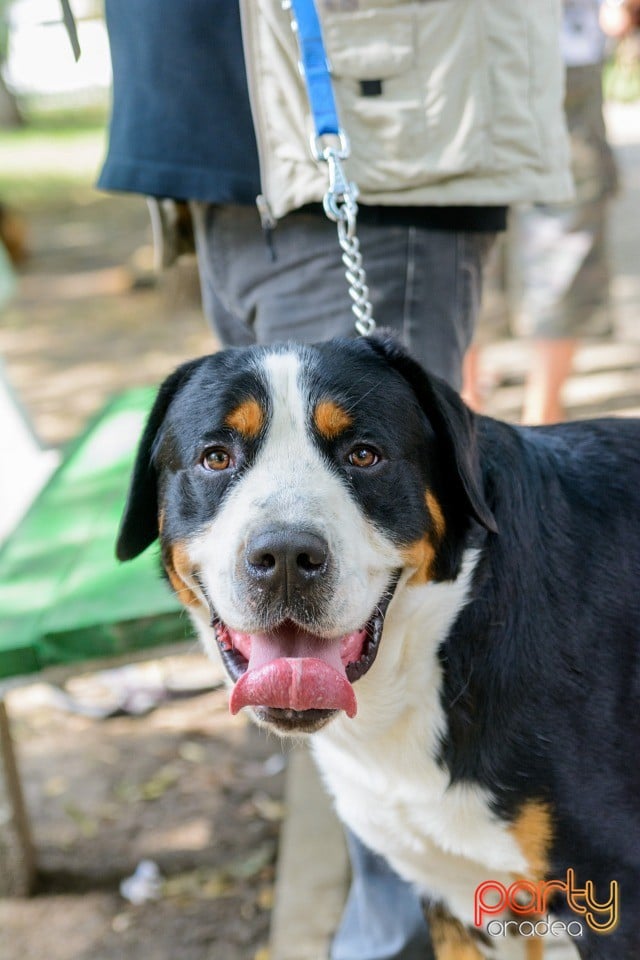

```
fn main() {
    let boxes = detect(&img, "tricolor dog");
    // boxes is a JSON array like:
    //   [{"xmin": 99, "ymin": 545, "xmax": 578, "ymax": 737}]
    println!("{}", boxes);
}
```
[{"xmin": 117, "ymin": 336, "xmax": 640, "ymax": 959}]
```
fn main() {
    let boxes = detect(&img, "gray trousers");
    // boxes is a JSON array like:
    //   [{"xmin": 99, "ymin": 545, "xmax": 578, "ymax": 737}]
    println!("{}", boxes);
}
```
[
  {"xmin": 191, "ymin": 203, "xmax": 494, "ymax": 391},
  {"xmin": 191, "ymin": 202, "xmax": 493, "ymax": 960}
]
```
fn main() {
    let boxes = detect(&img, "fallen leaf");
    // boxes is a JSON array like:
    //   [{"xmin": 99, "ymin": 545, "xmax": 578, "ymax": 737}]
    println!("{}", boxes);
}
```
[
  {"xmin": 112, "ymin": 913, "xmax": 133, "ymax": 934},
  {"xmin": 163, "ymin": 868, "xmax": 235, "ymax": 901},
  {"xmin": 140, "ymin": 762, "xmax": 182, "ymax": 800},
  {"xmin": 113, "ymin": 780, "xmax": 140, "ymax": 804},
  {"xmin": 251, "ymin": 792, "xmax": 286, "ymax": 823},
  {"xmin": 43, "ymin": 775, "xmax": 68, "ymax": 798},
  {"xmin": 178, "ymin": 741, "xmax": 207, "ymax": 764},
  {"xmin": 226, "ymin": 841, "xmax": 276, "ymax": 880},
  {"xmin": 257, "ymin": 885, "xmax": 275, "ymax": 911},
  {"xmin": 63, "ymin": 802, "xmax": 99, "ymax": 838}
]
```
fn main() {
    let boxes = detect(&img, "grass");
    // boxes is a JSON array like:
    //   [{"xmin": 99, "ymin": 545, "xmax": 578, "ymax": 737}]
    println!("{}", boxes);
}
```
[{"xmin": 0, "ymin": 104, "xmax": 109, "ymax": 209}]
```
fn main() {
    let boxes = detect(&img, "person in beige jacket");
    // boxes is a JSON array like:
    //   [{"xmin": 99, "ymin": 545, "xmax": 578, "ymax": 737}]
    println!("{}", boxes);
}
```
[
  {"xmin": 241, "ymin": 0, "xmax": 573, "ymax": 219},
  {"xmin": 100, "ymin": 2, "xmax": 572, "ymax": 957}
]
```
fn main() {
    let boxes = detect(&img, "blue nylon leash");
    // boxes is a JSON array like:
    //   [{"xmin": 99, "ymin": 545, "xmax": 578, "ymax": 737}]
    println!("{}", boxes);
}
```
[
  {"xmin": 288, "ymin": 0, "xmax": 341, "ymax": 138},
  {"xmin": 284, "ymin": 0, "xmax": 376, "ymax": 335}
]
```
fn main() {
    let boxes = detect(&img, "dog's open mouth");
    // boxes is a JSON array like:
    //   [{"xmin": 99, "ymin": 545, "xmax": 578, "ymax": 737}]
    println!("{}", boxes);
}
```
[{"xmin": 212, "ymin": 577, "xmax": 399, "ymax": 721}]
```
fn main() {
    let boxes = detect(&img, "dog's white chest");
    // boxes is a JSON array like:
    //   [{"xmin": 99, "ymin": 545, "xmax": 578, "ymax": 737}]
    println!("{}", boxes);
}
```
[
  {"xmin": 311, "ymin": 559, "xmax": 528, "ymax": 925},
  {"xmin": 313, "ymin": 717, "xmax": 527, "ymax": 925},
  {"xmin": 312, "ymin": 738, "xmax": 529, "ymax": 931}
]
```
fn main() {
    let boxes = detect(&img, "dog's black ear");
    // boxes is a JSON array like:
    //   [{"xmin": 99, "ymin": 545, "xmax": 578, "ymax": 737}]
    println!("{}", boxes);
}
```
[
  {"xmin": 116, "ymin": 359, "xmax": 203, "ymax": 561},
  {"xmin": 365, "ymin": 334, "xmax": 498, "ymax": 534}
]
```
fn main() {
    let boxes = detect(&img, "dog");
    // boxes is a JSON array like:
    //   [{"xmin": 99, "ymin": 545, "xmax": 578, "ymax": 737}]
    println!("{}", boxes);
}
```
[{"xmin": 117, "ymin": 335, "xmax": 640, "ymax": 959}]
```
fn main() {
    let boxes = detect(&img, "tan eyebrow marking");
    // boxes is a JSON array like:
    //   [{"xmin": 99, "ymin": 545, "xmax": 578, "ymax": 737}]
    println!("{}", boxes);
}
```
[
  {"xmin": 314, "ymin": 400, "xmax": 353, "ymax": 440},
  {"xmin": 225, "ymin": 398, "xmax": 265, "ymax": 439}
]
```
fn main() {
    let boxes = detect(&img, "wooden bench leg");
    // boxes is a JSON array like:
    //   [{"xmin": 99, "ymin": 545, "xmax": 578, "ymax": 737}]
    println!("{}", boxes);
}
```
[{"xmin": 0, "ymin": 699, "xmax": 36, "ymax": 896}]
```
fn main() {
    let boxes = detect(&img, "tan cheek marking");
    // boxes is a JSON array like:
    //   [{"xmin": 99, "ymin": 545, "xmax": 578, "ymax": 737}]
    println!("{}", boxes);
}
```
[
  {"xmin": 402, "ymin": 538, "xmax": 437, "ymax": 586},
  {"xmin": 158, "ymin": 507, "xmax": 165, "ymax": 535},
  {"xmin": 225, "ymin": 398, "xmax": 264, "ymax": 439},
  {"xmin": 314, "ymin": 400, "xmax": 353, "ymax": 440},
  {"xmin": 426, "ymin": 490, "xmax": 446, "ymax": 541},
  {"xmin": 427, "ymin": 903, "xmax": 485, "ymax": 960},
  {"xmin": 165, "ymin": 542, "xmax": 202, "ymax": 608},
  {"xmin": 402, "ymin": 490, "xmax": 446, "ymax": 586},
  {"xmin": 510, "ymin": 801, "xmax": 553, "ymax": 880}
]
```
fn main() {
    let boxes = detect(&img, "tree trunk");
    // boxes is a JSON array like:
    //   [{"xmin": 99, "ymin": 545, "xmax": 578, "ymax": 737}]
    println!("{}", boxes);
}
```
[
  {"xmin": 0, "ymin": 700, "xmax": 36, "ymax": 896},
  {"xmin": 0, "ymin": 71, "xmax": 23, "ymax": 128}
]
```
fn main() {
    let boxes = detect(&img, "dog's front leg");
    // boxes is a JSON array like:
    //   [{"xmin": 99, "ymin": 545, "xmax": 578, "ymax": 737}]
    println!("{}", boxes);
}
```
[{"xmin": 423, "ymin": 900, "xmax": 488, "ymax": 959}]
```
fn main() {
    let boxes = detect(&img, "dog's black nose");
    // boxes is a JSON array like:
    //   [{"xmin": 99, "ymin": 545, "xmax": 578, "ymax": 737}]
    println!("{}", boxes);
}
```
[{"xmin": 245, "ymin": 528, "xmax": 329, "ymax": 592}]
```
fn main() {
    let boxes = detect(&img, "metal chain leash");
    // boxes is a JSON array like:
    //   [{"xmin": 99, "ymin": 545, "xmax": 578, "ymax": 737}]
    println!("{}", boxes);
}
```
[
  {"xmin": 339, "ymin": 219, "xmax": 376, "ymax": 338},
  {"xmin": 284, "ymin": 0, "xmax": 376, "ymax": 336},
  {"xmin": 317, "ymin": 142, "xmax": 376, "ymax": 337}
]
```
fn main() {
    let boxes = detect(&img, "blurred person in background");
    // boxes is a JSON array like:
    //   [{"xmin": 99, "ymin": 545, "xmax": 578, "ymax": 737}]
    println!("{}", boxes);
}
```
[{"xmin": 464, "ymin": 0, "xmax": 637, "ymax": 425}]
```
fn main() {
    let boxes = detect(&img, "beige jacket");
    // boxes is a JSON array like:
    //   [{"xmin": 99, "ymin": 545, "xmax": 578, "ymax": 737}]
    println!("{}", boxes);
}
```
[{"xmin": 239, "ymin": 0, "xmax": 574, "ymax": 220}]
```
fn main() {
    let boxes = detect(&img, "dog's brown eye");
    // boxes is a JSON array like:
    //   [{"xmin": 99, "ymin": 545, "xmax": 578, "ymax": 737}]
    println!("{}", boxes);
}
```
[
  {"xmin": 202, "ymin": 448, "xmax": 231, "ymax": 471},
  {"xmin": 348, "ymin": 446, "xmax": 379, "ymax": 468}
]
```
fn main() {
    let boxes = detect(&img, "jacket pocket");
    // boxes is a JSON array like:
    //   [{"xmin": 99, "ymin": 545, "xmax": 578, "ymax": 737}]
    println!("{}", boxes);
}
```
[{"xmin": 321, "ymin": 1, "xmax": 490, "ymax": 193}]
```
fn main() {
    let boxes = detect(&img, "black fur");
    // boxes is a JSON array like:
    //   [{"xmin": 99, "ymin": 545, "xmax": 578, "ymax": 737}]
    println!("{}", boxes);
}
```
[
  {"xmin": 438, "ymin": 416, "xmax": 640, "ymax": 957},
  {"xmin": 116, "ymin": 357, "xmax": 203, "ymax": 560}
]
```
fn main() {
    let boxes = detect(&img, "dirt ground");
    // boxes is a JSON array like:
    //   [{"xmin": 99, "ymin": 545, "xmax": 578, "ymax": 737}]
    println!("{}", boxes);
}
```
[
  {"xmin": 1, "ymin": 661, "xmax": 287, "ymax": 960},
  {"xmin": 0, "ymin": 192, "xmax": 213, "ymax": 447},
  {"xmin": 0, "ymin": 191, "xmax": 285, "ymax": 960}
]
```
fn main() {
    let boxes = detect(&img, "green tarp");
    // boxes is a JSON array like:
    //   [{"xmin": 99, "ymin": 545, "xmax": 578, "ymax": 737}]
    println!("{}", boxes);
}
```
[{"xmin": 0, "ymin": 389, "xmax": 192, "ymax": 680}]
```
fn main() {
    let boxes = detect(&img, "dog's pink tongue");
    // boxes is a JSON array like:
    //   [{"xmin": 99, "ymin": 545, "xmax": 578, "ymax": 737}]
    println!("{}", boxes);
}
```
[
  {"xmin": 230, "ymin": 658, "xmax": 357, "ymax": 717},
  {"xmin": 228, "ymin": 628, "xmax": 358, "ymax": 718}
]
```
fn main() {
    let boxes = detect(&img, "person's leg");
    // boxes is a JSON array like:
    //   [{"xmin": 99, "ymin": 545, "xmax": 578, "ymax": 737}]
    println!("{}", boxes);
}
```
[
  {"xmin": 331, "ymin": 832, "xmax": 432, "ymax": 960},
  {"xmin": 385, "ymin": 228, "xmax": 495, "ymax": 390},
  {"xmin": 191, "ymin": 202, "xmax": 356, "ymax": 345},
  {"xmin": 521, "ymin": 337, "xmax": 577, "ymax": 425},
  {"xmin": 515, "ymin": 198, "xmax": 611, "ymax": 425},
  {"xmin": 461, "ymin": 342, "xmax": 484, "ymax": 412},
  {"xmin": 192, "ymin": 202, "xmax": 493, "ymax": 391},
  {"xmin": 461, "ymin": 231, "xmax": 511, "ymax": 412},
  {"xmin": 190, "ymin": 202, "xmax": 257, "ymax": 346}
]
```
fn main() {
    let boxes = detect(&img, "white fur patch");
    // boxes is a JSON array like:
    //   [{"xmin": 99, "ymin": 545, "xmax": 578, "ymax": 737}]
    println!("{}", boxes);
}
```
[{"xmin": 312, "ymin": 550, "xmax": 528, "ymax": 927}]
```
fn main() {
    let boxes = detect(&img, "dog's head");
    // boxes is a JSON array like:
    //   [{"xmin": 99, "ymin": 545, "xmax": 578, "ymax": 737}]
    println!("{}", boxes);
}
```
[{"xmin": 117, "ymin": 336, "xmax": 496, "ymax": 734}]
